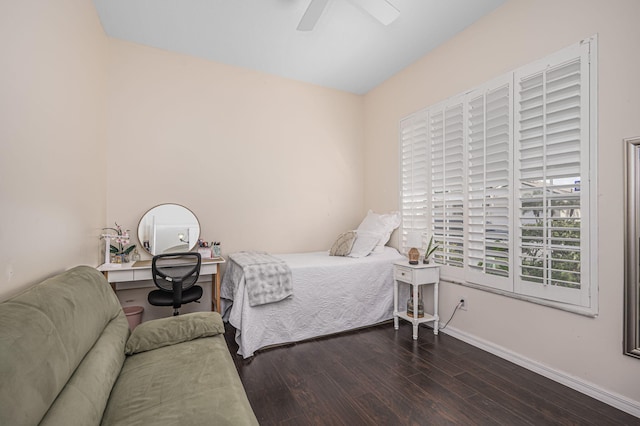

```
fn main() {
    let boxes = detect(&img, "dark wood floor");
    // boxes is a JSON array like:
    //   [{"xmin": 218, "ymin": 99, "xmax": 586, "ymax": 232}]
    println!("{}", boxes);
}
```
[{"xmin": 224, "ymin": 322, "xmax": 638, "ymax": 425}]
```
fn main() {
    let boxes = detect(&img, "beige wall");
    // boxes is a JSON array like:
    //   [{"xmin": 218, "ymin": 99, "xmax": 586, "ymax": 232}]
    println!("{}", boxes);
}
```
[
  {"xmin": 0, "ymin": 0, "xmax": 108, "ymax": 300},
  {"xmin": 105, "ymin": 39, "xmax": 365, "ymax": 258},
  {"xmin": 364, "ymin": 0, "xmax": 640, "ymax": 408}
]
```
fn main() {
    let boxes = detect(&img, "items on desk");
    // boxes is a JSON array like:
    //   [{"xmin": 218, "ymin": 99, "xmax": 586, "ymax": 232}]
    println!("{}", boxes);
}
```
[
  {"xmin": 130, "ymin": 249, "xmax": 141, "ymax": 262},
  {"xmin": 197, "ymin": 239, "xmax": 221, "ymax": 259},
  {"xmin": 197, "ymin": 247, "xmax": 212, "ymax": 259}
]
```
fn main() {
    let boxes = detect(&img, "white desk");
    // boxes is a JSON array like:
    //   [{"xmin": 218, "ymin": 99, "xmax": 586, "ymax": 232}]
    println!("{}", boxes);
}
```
[{"xmin": 97, "ymin": 257, "xmax": 226, "ymax": 312}]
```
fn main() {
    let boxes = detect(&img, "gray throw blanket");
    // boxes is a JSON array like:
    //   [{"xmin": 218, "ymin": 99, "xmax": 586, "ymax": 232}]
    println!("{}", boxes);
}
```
[{"xmin": 229, "ymin": 251, "xmax": 293, "ymax": 307}]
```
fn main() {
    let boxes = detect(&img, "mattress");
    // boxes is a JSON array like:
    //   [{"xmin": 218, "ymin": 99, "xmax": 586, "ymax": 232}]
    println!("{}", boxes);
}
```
[{"xmin": 221, "ymin": 246, "xmax": 405, "ymax": 358}]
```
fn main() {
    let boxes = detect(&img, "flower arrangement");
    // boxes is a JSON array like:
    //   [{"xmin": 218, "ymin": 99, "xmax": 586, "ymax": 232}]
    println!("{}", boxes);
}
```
[{"xmin": 102, "ymin": 222, "xmax": 136, "ymax": 262}]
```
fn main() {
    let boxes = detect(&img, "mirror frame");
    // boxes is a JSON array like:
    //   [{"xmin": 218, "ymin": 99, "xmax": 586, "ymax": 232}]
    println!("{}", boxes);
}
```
[
  {"xmin": 137, "ymin": 203, "xmax": 200, "ymax": 256},
  {"xmin": 624, "ymin": 136, "xmax": 640, "ymax": 359}
]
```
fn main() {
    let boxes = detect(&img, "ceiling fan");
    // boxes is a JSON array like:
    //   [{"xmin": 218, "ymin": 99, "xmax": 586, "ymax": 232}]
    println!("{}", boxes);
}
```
[{"xmin": 297, "ymin": 0, "xmax": 400, "ymax": 31}]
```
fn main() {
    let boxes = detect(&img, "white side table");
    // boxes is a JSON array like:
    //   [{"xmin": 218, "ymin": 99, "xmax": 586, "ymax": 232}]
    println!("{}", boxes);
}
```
[{"xmin": 393, "ymin": 261, "xmax": 440, "ymax": 340}]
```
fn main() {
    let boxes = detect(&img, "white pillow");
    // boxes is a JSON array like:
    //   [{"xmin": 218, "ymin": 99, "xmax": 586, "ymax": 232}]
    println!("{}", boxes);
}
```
[
  {"xmin": 356, "ymin": 210, "xmax": 401, "ymax": 253},
  {"xmin": 347, "ymin": 231, "xmax": 380, "ymax": 258}
]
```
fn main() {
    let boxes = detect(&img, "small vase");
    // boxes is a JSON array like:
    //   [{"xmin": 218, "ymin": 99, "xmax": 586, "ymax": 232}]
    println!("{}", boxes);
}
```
[{"xmin": 406, "ymin": 287, "xmax": 424, "ymax": 318}]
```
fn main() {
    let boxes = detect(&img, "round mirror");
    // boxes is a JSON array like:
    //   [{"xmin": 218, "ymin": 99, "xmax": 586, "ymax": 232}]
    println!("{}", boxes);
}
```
[{"xmin": 137, "ymin": 204, "xmax": 200, "ymax": 255}]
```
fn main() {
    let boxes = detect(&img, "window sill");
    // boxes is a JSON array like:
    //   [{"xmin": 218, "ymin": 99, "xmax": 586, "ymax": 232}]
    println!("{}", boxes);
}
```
[{"xmin": 442, "ymin": 276, "xmax": 598, "ymax": 318}]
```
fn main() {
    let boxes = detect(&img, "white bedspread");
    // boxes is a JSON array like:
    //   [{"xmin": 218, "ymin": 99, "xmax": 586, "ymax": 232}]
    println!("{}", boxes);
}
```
[{"xmin": 221, "ymin": 246, "xmax": 405, "ymax": 358}]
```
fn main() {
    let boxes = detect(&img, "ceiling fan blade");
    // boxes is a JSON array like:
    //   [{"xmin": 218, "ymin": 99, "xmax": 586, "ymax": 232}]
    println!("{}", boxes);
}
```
[
  {"xmin": 349, "ymin": 0, "xmax": 399, "ymax": 26},
  {"xmin": 297, "ymin": 0, "xmax": 329, "ymax": 31}
]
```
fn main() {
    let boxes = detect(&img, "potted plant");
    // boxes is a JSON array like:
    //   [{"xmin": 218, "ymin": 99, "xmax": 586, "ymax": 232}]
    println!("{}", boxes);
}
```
[
  {"xmin": 102, "ymin": 222, "xmax": 136, "ymax": 263},
  {"xmin": 423, "ymin": 236, "xmax": 439, "ymax": 264}
]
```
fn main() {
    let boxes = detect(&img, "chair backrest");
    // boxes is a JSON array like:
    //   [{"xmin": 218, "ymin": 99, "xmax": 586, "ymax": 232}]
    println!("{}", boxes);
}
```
[{"xmin": 151, "ymin": 252, "xmax": 202, "ymax": 292}]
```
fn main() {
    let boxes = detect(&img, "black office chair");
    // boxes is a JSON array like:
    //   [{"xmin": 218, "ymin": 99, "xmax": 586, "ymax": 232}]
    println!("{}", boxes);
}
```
[{"xmin": 148, "ymin": 252, "xmax": 203, "ymax": 316}]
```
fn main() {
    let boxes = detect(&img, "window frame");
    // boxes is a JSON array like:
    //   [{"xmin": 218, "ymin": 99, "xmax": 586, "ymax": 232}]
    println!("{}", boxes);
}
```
[{"xmin": 398, "ymin": 36, "xmax": 598, "ymax": 316}]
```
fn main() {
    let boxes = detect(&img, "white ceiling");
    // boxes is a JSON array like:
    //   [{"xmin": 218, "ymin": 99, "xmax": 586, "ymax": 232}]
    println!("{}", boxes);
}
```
[{"xmin": 92, "ymin": 0, "xmax": 505, "ymax": 95}]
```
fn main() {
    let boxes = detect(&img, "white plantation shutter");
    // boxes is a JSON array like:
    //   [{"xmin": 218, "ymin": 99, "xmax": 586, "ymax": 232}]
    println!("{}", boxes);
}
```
[
  {"xmin": 400, "ymin": 112, "xmax": 428, "ymax": 253},
  {"xmin": 466, "ymin": 78, "xmax": 512, "ymax": 290},
  {"xmin": 399, "ymin": 37, "xmax": 595, "ymax": 311},
  {"xmin": 430, "ymin": 100, "xmax": 465, "ymax": 268},
  {"xmin": 514, "ymin": 41, "xmax": 591, "ymax": 306}
]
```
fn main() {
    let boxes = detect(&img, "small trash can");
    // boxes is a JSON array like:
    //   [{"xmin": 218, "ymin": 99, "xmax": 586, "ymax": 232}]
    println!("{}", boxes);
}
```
[{"xmin": 123, "ymin": 306, "xmax": 144, "ymax": 330}]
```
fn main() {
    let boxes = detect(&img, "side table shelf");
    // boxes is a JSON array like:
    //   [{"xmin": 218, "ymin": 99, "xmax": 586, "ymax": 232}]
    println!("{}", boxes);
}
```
[{"xmin": 393, "ymin": 261, "xmax": 440, "ymax": 340}]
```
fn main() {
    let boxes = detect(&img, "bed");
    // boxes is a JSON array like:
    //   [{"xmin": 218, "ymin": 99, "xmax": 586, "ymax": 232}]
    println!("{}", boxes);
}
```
[{"xmin": 221, "ymin": 246, "xmax": 405, "ymax": 358}]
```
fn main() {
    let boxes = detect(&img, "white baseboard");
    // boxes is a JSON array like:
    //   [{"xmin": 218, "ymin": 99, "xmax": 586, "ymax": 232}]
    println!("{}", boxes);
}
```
[{"xmin": 441, "ymin": 325, "xmax": 640, "ymax": 419}]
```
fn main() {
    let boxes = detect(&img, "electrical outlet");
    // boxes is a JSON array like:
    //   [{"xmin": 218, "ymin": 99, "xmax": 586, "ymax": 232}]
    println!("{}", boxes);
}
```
[{"xmin": 459, "ymin": 297, "xmax": 467, "ymax": 311}]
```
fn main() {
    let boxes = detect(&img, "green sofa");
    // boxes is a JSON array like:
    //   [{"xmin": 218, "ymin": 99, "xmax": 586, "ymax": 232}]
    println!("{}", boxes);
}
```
[{"xmin": 0, "ymin": 266, "xmax": 258, "ymax": 426}]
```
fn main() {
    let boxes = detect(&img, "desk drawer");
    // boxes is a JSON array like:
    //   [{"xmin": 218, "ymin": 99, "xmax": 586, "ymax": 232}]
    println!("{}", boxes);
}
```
[
  {"xmin": 394, "ymin": 265, "xmax": 439, "ymax": 284},
  {"xmin": 133, "ymin": 269, "xmax": 152, "ymax": 281},
  {"xmin": 395, "ymin": 266, "xmax": 414, "ymax": 283},
  {"xmin": 105, "ymin": 270, "xmax": 134, "ymax": 283}
]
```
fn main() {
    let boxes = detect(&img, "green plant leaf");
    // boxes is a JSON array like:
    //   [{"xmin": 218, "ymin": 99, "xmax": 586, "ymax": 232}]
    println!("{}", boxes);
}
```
[{"xmin": 424, "ymin": 236, "xmax": 439, "ymax": 258}]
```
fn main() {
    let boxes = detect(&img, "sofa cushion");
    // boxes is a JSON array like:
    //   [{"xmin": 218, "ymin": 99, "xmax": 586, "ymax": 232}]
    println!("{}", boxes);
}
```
[
  {"xmin": 102, "ymin": 335, "xmax": 259, "ymax": 426},
  {"xmin": 0, "ymin": 266, "xmax": 127, "ymax": 425},
  {"xmin": 125, "ymin": 311, "xmax": 225, "ymax": 355}
]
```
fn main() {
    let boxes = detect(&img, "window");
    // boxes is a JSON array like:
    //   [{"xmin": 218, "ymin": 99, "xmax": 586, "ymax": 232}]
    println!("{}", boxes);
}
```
[{"xmin": 399, "ymin": 37, "xmax": 597, "ymax": 312}]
